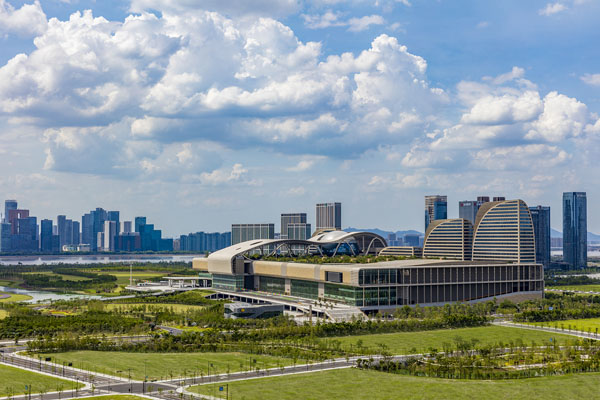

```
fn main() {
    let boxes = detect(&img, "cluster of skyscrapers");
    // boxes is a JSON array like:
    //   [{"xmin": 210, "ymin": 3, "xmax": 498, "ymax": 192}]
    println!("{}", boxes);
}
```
[
  {"xmin": 0, "ymin": 200, "xmax": 173, "ymax": 253},
  {"xmin": 423, "ymin": 192, "xmax": 587, "ymax": 269},
  {"xmin": 230, "ymin": 202, "xmax": 342, "ymax": 246}
]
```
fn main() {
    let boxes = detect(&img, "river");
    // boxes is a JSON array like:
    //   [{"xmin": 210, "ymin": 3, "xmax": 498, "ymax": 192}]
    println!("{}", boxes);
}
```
[{"xmin": 0, "ymin": 285, "xmax": 102, "ymax": 303}]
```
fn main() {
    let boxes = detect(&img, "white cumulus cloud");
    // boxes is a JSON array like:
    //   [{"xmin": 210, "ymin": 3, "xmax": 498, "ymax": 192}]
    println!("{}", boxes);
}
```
[{"xmin": 0, "ymin": 0, "xmax": 47, "ymax": 37}]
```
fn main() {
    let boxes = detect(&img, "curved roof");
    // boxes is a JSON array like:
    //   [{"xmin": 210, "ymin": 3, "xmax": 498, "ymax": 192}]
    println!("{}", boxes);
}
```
[{"xmin": 203, "ymin": 231, "xmax": 388, "ymax": 275}]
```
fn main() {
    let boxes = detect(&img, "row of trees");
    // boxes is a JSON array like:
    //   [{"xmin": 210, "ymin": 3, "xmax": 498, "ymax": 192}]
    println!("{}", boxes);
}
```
[{"xmin": 360, "ymin": 337, "xmax": 600, "ymax": 380}]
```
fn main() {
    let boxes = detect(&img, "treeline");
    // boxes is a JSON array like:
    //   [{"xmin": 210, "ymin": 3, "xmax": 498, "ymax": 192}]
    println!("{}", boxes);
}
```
[
  {"xmin": 360, "ymin": 338, "xmax": 600, "ymax": 380},
  {"xmin": 512, "ymin": 292, "xmax": 600, "ymax": 322},
  {"xmin": 115, "ymin": 291, "xmax": 216, "ymax": 305},
  {"xmin": 0, "ymin": 309, "xmax": 145, "ymax": 338},
  {"xmin": 546, "ymin": 275, "xmax": 600, "ymax": 286},
  {"xmin": 21, "ymin": 272, "xmax": 117, "ymax": 291}
]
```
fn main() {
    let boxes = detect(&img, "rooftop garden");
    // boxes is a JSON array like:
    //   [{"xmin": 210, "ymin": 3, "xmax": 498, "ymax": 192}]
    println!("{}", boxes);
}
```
[{"xmin": 251, "ymin": 254, "xmax": 415, "ymax": 264}]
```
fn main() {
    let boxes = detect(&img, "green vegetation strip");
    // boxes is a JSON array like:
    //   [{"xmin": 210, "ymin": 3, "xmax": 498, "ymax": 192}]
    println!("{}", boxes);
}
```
[
  {"xmin": 38, "ymin": 351, "xmax": 293, "ymax": 381},
  {"xmin": 189, "ymin": 368, "xmax": 600, "ymax": 400},
  {"xmin": 547, "ymin": 285, "xmax": 600, "ymax": 292},
  {"xmin": 0, "ymin": 364, "xmax": 83, "ymax": 397},
  {"xmin": 328, "ymin": 325, "xmax": 571, "ymax": 354},
  {"xmin": 0, "ymin": 292, "xmax": 32, "ymax": 303},
  {"xmin": 528, "ymin": 317, "xmax": 600, "ymax": 333}
]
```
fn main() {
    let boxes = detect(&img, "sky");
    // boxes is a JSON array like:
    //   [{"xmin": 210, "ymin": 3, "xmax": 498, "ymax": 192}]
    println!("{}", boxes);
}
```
[{"xmin": 0, "ymin": 0, "xmax": 599, "ymax": 237}]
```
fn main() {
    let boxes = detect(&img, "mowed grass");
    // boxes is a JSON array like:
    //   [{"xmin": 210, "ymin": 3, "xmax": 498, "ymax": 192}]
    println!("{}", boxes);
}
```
[
  {"xmin": 0, "ymin": 364, "xmax": 83, "ymax": 396},
  {"xmin": 0, "ymin": 292, "xmax": 33, "ymax": 303},
  {"xmin": 528, "ymin": 317, "xmax": 600, "ymax": 334},
  {"xmin": 327, "ymin": 325, "xmax": 572, "ymax": 354},
  {"xmin": 546, "ymin": 285, "xmax": 600, "ymax": 292},
  {"xmin": 37, "ymin": 351, "xmax": 293, "ymax": 381},
  {"xmin": 96, "ymin": 271, "xmax": 165, "ymax": 285},
  {"xmin": 103, "ymin": 303, "xmax": 206, "ymax": 312},
  {"xmin": 189, "ymin": 368, "xmax": 600, "ymax": 400}
]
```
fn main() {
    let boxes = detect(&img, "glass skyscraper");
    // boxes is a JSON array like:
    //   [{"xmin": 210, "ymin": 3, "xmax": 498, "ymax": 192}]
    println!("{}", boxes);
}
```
[
  {"xmin": 424, "ymin": 195, "xmax": 447, "ymax": 231},
  {"xmin": 563, "ymin": 192, "xmax": 587, "ymax": 268},
  {"xmin": 530, "ymin": 205, "xmax": 551, "ymax": 269}
]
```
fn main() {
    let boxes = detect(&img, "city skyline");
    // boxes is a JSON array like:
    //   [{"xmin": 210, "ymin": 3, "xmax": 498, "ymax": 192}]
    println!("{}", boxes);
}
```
[{"xmin": 0, "ymin": 1, "xmax": 599, "ymax": 235}]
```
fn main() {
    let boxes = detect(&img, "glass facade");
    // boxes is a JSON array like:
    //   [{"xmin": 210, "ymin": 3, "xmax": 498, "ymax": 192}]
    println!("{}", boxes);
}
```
[
  {"xmin": 563, "ymin": 192, "xmax": 587, "ymax": 268},
  {"xmin": 259, "ymin": 276, "xmax": 286, "ymax": 294},
  {"xmin": 213, "ymin": 274, "xmax": 245, "ymax": 291},
  {"xmin": 290, "ymin": 279, "xmax": 319, "ymax": 299},
  {"xmin": 530, "ymin": 206, "xmax": 551, "ymax": 269},
  {"xmin": 231, "ymin": 224, "xmax": 275, "ymax": 245}
]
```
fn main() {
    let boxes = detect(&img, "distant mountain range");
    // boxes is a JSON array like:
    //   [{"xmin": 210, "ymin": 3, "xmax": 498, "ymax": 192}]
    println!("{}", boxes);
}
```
[
  {"xmin": 345, "ymin": 227, "xmax": 423, "ymax": 238},
  {"xmin": 551, "ymin": 228, "xmax": 600, "ymax": 242},
  {"xmin": 348, "ymin": 227, "xmax": 600, "ymax": 242}
]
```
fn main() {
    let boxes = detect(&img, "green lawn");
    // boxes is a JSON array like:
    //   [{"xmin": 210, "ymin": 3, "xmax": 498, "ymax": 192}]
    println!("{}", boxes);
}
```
[
  {"xmin": 0, "ymin": 364, "xmax": 83, "ymax": 397},
  {"xmin": 326, "ymin": 325, "xmax": 572, "ymax": 354},
  {"xmin": 189, "ymin": 368, "xmax": 600, "ymax": 400},
  {"xmin": 0, "ymin": 310, "xmax": 7, "ymax": 319},
  {"xmin": 37, "ymin": 351, "xmax": 293, "ymax": 381},
  {"xmin": 546, "ymin": 285, "xmax": 600, "ymax": 292},
  {"xmin": 97, "ymin": 271, "xmax": 165, "ymax": 285},
  {"xmin": 528, "ymin": 318, "xmax": 600, "ymax": 334},
  {"xmin": 0, "ymin": 292, "xmax": 33, "ymax": 303}
]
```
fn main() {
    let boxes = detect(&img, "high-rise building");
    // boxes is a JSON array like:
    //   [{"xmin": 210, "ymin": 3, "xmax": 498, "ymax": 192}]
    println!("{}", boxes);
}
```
[
  {"xmin": 477, "ymin": 196, "xmax": 490, "ymax": 203},
  {"xmin": 424, "ymin": 195, "xmax": 447, "ymax": 231},
  {"xmin": 0, "ymin": 222, "xmax": 11, "ymax": 252},
  {"xmin": 458, "ymin": 201, "xmax": 479, "ymax": 226},
  {"xmin": 493, "ymin": 197, "xmax": 506, "ymax": 202},
  {"xmin": 530, "ymin": 206, "xmax": 551, "ymax": 269},
  {"xmin": 91, "ymin": 208, "xmax": 107, "ymax": 251},
  {"xmin": 40, "ymin": 219, "xmax": 53, "ymax": 252},
  {"xmin": 403, "ymin": 233, "xmax": 420, "ymax": 247},
  {"xmin": 287, "ymin": 223, "xmax": 312, "ymax": 240},
  {"xmin": 135, "ymin": 217, "xmax": 173, "ymax": 251},
  {"xmin": 563, "ymin": 192, "xmax": 587, "ymax": 268},
  {"xmin": 122, "ymin": 221, "xmax": 132, "ymax": 234},
  {"xmin": 315, "ymin": 203, "xmax": 341, "ymax": 231},
  {"xmin": 12, "ymin": 216, "xmax": 37, "ymax": 252},
  {"xmin": 423, "ymin": 219, "xmax": 473, "ymax": 261},
  {"xmin": 72, "ymin": 221, "xmax": 80, "ymax": 245},
  {"xmin": 3, "ymin": 200, "xmax": 17, "ymax": 223},
  {"xmin": 107, "ymin": 211, "xmax": 120, "ymax": 234},
  {"xmin": 472, "ymin": 199, "xmax": 535, "ymax": 263},
  {"xmin": 101, "ymin": 220, "xmax": 117, "ymax": 251},
  {"xmin": 180, "ymin": 232, "xmax": 231, "ymax": 252},
  {"xmin": 231, "ymin": 224, "xmax": 275, "ymax": 245},
  {"xmin": 280, "ymin": 213, "xmax": 307, "ymax": 239},
  {"xmin": 57, "ymin": 215, "xmax": 68, "ymax": 248},
  {"xmin": 8, "ymin": 209, "xmax": 29, "ymax": 234},
  {"xmin": 81, "ymin": 213, "xmax": 93, "ymax": 246}
]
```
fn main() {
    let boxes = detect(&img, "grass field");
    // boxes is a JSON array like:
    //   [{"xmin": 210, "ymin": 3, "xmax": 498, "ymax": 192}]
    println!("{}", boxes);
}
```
[
  {"xmin": 0, "ymin": 292, "xmax": 33, "ymax": 303},
  {"xmin": 0, "ymin": 364, "xmax": 83, "ymax": 396},
  {"xmin": 546, "ymin": 285, "xmax": 600, "ymax": 292},
  {"xmin": 96, "ymin": 271, "xmax": 165, "ymax": 285},
  {"xmin": 103, "ymin": 303, "xmax": 206, "ymax": 312},
  {"xmin": 189, "ymin": 368, "xmax": 600, "ymax": 400},
  {"xmin": 528, "ymin": 317, "xmax": 600, "ymax": 334},
  {"xmin": 0, "ymin": 310, "xmax": 7, "ymax": 319},
  {"xmin": 38, "ymin": 351, "xmax": 293, "ymax": 381},
  {"xmin": 327, "ymin": 326, "xmax": 572, "ymax": 354}
]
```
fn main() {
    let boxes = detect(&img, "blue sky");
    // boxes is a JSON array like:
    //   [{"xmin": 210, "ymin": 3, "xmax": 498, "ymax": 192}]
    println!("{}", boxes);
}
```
[{"xmin": 0, "ymin": 0, "xmax": 598, "ymax": 236}]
